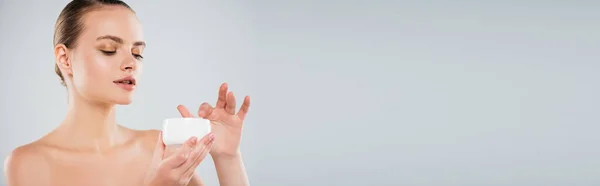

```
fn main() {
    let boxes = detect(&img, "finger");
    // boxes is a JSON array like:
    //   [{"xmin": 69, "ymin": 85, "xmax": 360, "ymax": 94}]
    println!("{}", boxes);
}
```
[
  {"xmin": 237, "ymin": 96, "xmax": 251, "ymax": 120},
  {"xmin": 177, "ymin": 105, "xmax": 194, "ymax": 118},
  {"xmin": 183, "ymin": 140, "xmax": 213, "ymax": 179},
  {"xmin": 197, "ymin": 102, "xmax": 216, "ymax": 120},
  {"xmin": 181, "ymin": 133, "xmax": 215, "ymax": 178},
  {"xmin": 163, "ymin": 136, "xmax": 197, "ymax": 168},
  {"xmin": 225, "ymin": 91, "xmax": 236, "ymax": 114},
  {"xmin": 152, "ymin": 131, "xmax": 166, "ymax": 161},
  {"xmin": 216, "ymin": 83, "xmax": 228, "ymax": 109}
]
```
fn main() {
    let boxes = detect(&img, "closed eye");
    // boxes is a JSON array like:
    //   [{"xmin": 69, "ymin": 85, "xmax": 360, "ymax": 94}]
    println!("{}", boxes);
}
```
[
  {"xmin": 133, "ymin": 54, "xmax": 144, "ymax": 60},
  {"xmin": 100, "ymin": 50, "xmax": 143, "ymax": 60},
  {"xmin": 101, "ymin": 50, "xmax": 116, "ymax": 55}
]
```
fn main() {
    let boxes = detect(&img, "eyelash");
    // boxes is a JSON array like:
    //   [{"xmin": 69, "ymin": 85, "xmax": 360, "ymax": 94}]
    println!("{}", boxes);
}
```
[{"xmin": 101, "ymin": 50, "xmax": 144, "ymax": 60}]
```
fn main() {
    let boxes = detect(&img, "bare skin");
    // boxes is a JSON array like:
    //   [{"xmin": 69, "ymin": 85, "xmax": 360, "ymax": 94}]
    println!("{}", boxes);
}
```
[{"xmin": 4, "ymin": 5, "xmax": 250, "ymax": 186}]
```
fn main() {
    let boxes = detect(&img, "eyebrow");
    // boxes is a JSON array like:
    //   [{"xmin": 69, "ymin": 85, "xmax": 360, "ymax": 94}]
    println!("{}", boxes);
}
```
[{"xmin": 96, "ymin": 35, "xmax": 146, "ymax": 47}]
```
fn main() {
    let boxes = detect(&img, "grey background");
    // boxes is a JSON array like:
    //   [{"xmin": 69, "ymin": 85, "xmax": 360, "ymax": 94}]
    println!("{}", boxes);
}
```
[{"xmin": 1, "ymin": 0, "xmax": 600, "ymax": 185}]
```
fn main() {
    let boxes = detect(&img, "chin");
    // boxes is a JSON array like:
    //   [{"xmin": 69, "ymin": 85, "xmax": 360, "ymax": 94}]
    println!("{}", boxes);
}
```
[
  {"xmin": 106, "ymin": 94, "xmax": 134, "ymax": 105},
  {"xmin": 115, "ymin": 99, "xmax": 133, "ymax": 105},
  {"xmin": 112, "ymin": 95, "xmax": 134, "ymax": 105}
]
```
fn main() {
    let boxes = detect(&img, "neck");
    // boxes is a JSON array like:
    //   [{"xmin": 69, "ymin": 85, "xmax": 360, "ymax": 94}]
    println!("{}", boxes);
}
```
[{"xmin": 57, "ymin": 92, "xmax": 124, "ymax": 152}]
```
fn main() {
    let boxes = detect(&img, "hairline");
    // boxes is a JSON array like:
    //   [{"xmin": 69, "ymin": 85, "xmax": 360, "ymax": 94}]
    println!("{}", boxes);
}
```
[{"xmin": 54, "ymin": 4, "xmax": 135, "ymax": 49}]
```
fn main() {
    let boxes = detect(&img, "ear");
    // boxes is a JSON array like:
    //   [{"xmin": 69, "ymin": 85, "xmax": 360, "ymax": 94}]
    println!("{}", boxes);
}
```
[{"xmin": 54, "ymin": 44, "xmax": 72, "ymax": 76}]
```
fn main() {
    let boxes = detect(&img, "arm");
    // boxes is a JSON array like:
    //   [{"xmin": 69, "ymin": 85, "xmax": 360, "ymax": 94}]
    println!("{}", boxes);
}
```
[
  {"xmin": 177, "ymin": 83, "xmax": 252, "ymax": 186},
  {"xmin": 186, "ymin": 153, "xmax": 250, "ymax": 186},
  {"xmin": 186, "ymin": 154, "xmax": 250, "ymax": 186},
  {"xmin": 4, "ymin": 146, "xmax": 51, "ymax": 186},
  {"xmin": 214, "ymin": 153, "xmax": 249, "ymax": 186}
]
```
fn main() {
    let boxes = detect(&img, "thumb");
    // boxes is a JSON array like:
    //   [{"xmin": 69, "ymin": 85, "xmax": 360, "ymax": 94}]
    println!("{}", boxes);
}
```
[
  {"xmin": 198, "ymin": 102, "xmax": 217, "ymax": 120},
  {"xmin": 152, "ymin": 131, "xmax": 166, "ymax": 161}
]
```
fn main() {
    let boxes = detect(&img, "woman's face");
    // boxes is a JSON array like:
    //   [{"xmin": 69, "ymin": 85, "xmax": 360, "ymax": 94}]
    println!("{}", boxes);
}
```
[{"xmin": 65, "ymin": 6, "xmax": 145, "ymax": 105}]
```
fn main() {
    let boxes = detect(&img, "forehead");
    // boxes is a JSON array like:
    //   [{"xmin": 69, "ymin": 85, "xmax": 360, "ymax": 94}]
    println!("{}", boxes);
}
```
[{"xmin": 79, "ymin": 6, "xmax": 144, "ymax": 44}]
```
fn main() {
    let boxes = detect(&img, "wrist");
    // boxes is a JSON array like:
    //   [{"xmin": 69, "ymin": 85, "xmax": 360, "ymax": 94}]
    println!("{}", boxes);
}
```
[
  {"xmin": 211, "ymin": 150, "xmax": 242, "ymax": 160},
  {"xmin": 212, "ymin": 151, "xmax": 242, "ymax": 161}
]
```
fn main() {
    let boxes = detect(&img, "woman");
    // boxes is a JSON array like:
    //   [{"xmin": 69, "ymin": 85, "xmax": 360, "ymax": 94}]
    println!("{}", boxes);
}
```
[{"xmin": 4, "ymin": 0, "xmax": 251, "ymax": 186}]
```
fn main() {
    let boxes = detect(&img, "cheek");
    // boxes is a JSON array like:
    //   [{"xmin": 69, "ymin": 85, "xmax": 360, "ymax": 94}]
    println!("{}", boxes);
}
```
[
  {"xmin": 72, "ymin": 54, "xmax": 116, "ymax": 86},
  {"xmin": 85, "ymin": 56, "xmax": 113, "ymax": 79}
]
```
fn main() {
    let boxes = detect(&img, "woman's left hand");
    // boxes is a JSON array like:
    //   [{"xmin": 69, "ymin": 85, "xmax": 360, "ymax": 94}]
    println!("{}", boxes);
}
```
[{"xmin": 176, "ymin": 82, "xmax": 251, "ymax": 158}]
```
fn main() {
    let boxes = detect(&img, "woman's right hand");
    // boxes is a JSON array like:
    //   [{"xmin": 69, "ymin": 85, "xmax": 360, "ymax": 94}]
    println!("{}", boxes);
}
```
[{"xmin": 144, "ymin": 131, "xmax": 215, "ymax": 186}]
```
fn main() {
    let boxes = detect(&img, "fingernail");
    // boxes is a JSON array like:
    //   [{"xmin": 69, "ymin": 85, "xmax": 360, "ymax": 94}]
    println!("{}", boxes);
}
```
[{"xmin": 190, "ymin": 137, "xmax": 198, "ymax": 144}]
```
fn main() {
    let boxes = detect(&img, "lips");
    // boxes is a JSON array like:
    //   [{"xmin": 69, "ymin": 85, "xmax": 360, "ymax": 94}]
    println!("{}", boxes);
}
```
[{"xmin": 113, "ymin": 76, "xmax": 136, "ymax": 85}]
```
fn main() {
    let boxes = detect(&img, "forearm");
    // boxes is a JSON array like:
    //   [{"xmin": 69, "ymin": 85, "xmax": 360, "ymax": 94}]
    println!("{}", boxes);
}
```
[{"xmin": 213, "ymin": 154, "xmax": 250, "ymax": 186}]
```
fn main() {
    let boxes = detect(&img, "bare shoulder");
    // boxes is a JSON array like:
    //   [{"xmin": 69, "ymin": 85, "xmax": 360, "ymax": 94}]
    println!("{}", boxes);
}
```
[
  {"xmin": 4, "ymin": 142, "xmax": 51, "ymax": 186},
  {"xmin": 125, "ymin": 127, "xmax": 161, "ymax": 152},
  {"xmin": 140, "ymin": 129, "xmax": 161, "ymax": 145}
]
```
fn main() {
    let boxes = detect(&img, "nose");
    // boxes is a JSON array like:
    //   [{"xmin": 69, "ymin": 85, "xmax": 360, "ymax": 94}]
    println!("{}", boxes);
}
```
[{"xmin": 121, "ymin": 57, "xmax": 137, "ymax": 72}]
